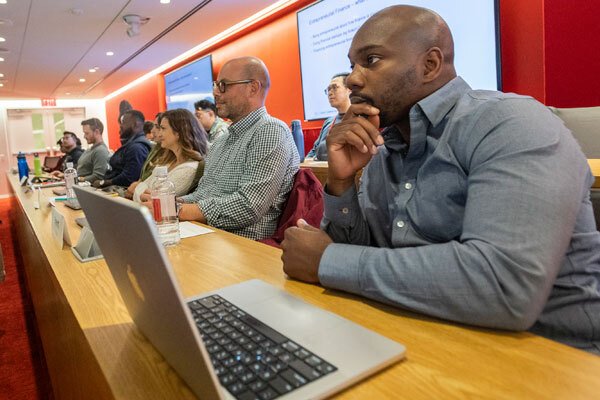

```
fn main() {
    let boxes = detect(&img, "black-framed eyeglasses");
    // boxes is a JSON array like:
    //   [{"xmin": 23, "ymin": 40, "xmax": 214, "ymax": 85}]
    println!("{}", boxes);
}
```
[
  {"xmin": 213, "ymin": 79, "xmax": 254, "ymax": 93},
  {"xmin": 324, "ymin": 84, "xmax": 341, "ymax": 95}
]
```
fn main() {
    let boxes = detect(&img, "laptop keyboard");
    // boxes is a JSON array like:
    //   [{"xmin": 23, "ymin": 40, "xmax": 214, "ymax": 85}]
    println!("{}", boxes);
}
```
[{"xmin": 188, "ymin": 294, "xmax": 338, "ymax": 400}]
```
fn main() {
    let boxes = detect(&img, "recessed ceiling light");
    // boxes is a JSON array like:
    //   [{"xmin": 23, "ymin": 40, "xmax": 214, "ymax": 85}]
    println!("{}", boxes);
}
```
[
  {"xmin": 89, "ymin": 68, "xmax": 96, "ymax": 73},
  {"xmin": 0, "ymin": 38, "xmax": 5, "ymax": 42},
  {"xmin": 0, "ymin": 57, "xmax": 4, "ymax": 62},
  {"xmin": 106, "ymin": 51, "xmax": 114, "ymax": 56},
  {"xmin": 79, "ymin": 78, "xmax": 86, "ymax": 82},
  {"xmin": 160, "ymin": 0, "xmax": 171, "ymax": 4},
  {"xmin": 0, "ymin": 1, "xmax": 7, "ymax": 5},
  {"xmin": 66, "ymin": 92, "xmax": 71, "ymax": 95},
  {"xmin": 0, "ymin": 73, "xmax": 3, "ymax": 77},
  {"xmin": 0, "ymin": 83, "xmax": 4, "ymax": 87}
]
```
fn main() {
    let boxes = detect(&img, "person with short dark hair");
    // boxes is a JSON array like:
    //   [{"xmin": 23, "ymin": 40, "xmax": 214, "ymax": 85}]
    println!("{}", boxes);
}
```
[
  {"xmin": 51, "ymin": 118, "xmax": 109, "ymax": 182},
  {"xmin": 306, "ymin": 73, "xmax": 351, "ymax": 160},
  {"xmin": 94, "ymin": 109, "xmax": 151, "ymax": 188},
  {"xmin": 60, "ymin": 131, "xmax": 84, "ymax": 166},
  {"xmin": 76, "ymin": 118, "xmax": 110, "ymax": 182},
  {"xmin": 143, "ymin": 120, "xmax": 155, "ymax": 142},
  {"xmin": 194, "ymin": 99, "xmax": 229, "ymax": 144},
  {"xmin": 281, "ymin": 5, "xmax": 600, "ymax": 355}
]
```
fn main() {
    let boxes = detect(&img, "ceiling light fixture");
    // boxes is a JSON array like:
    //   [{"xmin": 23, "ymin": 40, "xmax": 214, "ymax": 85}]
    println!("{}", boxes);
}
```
[
  {"xmin": 89, "ymin": 69, "xmax": 96, "ymax": 72},
  {"xmin": 0, "ymin": 38, "xmax": 5, "ymax": 42},
  {"xmin": 0, "ymin": 1, "xmax": 7, "ymax": 4},
  {"xmin": 106, "ymin": 51, "xmax": 114, "ymax": 56},
  {"xmin": 0, "ymin": 73, "xmax": 3, "ymax": 77},
  {"xmin": 79, "ymin": 78, "xmax": 86, "ymax": 82},
  {"xmin": 0, "ymin": 57, "xmax": 4, "ymax": 62},
  {"xmin": 105, "ymin": 0, "xmax": 299, "ymax": 101},
  {"xmin": 160, "ymin": 0, "xmax": 171, "ymax": 4},
  {"xmin": 0, "ymin": 83, "xmax": 4, "ymax": 87},
  {"xmin": 66, "ymin": 92, "xmax": 71, "ymax": 95}
]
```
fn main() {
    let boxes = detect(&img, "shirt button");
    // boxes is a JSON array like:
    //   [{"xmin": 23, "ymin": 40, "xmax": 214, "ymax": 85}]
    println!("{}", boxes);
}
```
[
  {"xmin": 342, "ymin": 208, "xmax": 349, "ymax": 214},
  {"xmin": 396, "ymin": 220, "xmax": 405, "ymax": 228},
  {"xmin": 404, "ymin": 183, "xmax": 412, "ymax": 190}
]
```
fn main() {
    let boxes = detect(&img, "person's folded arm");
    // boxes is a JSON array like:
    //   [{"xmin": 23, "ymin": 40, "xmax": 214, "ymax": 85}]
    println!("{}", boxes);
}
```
[
  {"xmin": 197, "ymin": 128, "xmax": 292, "ymax": 230},
  {"xmin": 109, "ymin": 143, "xmax": 149, "ymax": 187},
  {"xmin": 319, "ymin": 101, "xmax": 590, "ymax": 331},
  {"xmin": 320, "ymin": 183, "xmax": 372, "ymax": 245}
]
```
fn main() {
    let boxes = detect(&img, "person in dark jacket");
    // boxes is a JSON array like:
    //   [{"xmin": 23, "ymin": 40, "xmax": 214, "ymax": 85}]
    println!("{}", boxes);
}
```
[{"xmin": 93, "ymin": 110, "xmax": 151, "ymax": 188}]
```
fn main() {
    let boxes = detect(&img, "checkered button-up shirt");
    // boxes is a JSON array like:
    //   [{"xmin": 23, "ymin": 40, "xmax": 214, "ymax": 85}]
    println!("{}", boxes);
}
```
[{"xmin": 181, "ymin": 107, "xmax": 299, "ymax": 240}]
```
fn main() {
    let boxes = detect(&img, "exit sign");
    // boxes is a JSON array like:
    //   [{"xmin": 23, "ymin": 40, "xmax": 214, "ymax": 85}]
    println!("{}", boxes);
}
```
[{"xmin": 41, "ymin": 98, "xmax": 56, "ymax": 107}]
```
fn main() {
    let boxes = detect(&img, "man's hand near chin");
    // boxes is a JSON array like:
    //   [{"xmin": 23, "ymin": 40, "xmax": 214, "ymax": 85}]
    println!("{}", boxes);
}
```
[{"xmin": 281, "ymin": 219, "xmax": 333, "ymax": 283}]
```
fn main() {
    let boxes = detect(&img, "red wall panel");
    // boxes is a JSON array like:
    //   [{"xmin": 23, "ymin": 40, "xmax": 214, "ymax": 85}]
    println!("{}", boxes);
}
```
[
  {"xmin": 498, "ymin": 0, "xmax": 545, "ymax": 103},
  {"xmin": 544, "ymin": 0, "xmax": 600, "ymax": 107}
]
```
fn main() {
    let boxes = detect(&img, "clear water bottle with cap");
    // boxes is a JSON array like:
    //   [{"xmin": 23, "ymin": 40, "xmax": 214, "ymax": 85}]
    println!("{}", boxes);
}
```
[
  {"xmin": 17, "ymin": 152, "xmax": 29, "ymax": 182},
  {"xmin": 64, "ymin": 162, "xmax": 77, "ymax": 201},
  {"xmin": 291, "ymin": 120, "xmax": 305, "ymax": 162},
  {"xmin": 151, "ymin": 166, "xmax": 180, "ymax": 246}
]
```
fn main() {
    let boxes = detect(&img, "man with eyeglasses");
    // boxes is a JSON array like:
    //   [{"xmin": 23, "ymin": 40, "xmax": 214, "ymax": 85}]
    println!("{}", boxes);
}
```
[
  {"xmin": 177, "ymin": 56, "xmax": 299, "ymax": 240},
  {"xmin": 306, "ymin": 73, "xmax": 352, "ymax": 160}
]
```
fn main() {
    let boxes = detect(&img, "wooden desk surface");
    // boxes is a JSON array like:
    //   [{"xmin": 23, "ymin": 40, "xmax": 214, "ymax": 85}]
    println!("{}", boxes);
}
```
[{"xmin": 8, "ymin": 174, "xmax": 600, "ymax": 399}]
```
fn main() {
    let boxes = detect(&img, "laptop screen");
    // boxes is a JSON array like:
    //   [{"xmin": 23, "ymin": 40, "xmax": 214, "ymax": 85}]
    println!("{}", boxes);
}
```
[{"xmin": 44, "ymin": 156, "xmax": 62, "ymax": 170}]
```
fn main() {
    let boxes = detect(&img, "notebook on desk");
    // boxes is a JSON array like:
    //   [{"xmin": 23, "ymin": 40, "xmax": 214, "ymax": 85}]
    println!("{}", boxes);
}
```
[{"xmin": 73, "ymin": 186, "xmax": 406, "ymax": 400}]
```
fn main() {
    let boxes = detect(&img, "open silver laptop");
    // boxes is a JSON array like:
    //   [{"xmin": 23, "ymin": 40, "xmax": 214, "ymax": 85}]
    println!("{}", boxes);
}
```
[{"xmin": 74, "ymin": 186, "xmax": 406, "ymax": 400}]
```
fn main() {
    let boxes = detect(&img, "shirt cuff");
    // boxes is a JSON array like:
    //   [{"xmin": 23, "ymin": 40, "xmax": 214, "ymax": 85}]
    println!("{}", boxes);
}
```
[
  {"xmin": 318, "ymin": 243, "xmax": 364, "ymax": 294},
  {"xmin": 322, "ymin": 185, "xmax": 359, "ymax": 228}
]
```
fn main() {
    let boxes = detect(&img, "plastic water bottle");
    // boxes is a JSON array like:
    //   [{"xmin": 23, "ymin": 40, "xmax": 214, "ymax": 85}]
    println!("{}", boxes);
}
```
[
  {"xmin": 33, "ymin": 153, "xmax": 42, "ymax": 176},
  {"xmin": 17, "ymin": 152, "xmax": 29, "ymax": 182},
  {"xmin": 64, "ymin": 162, "xmax": 78, "ymax": 201},
  {"xmin": 151, "ymin": 166, "xmax": 180, "ymax": 246},
  {"xmin": 291, "ymin": 120, "xmax": 305, "ymax": 162}
]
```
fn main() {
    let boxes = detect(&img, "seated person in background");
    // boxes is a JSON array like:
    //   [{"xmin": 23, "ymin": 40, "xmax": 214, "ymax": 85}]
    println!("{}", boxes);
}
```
[
  {"xmin": 133, "ymin": 108, "xmax": 207, "ymax": 202},
  {"xmin": 281, "ymin": 5, "xmax": 600, "ymax": 355},
  {"xmin": 93, "ymin": 110, "xmax": 151, "ymax": 188},
  {"xmin": 51, "ymin": 118, "xmax": 110, "ymax": 183},
  {"xmin": 194, "ymin": 99, "xmax": 229, "ymax": 145},
  {"xmin": 59, "ymin": 131, "xmax": 84, "ymax": 167},
  {"xmin": 306, "ymin": 73, "xmax": 351, "ymax": 160},
  {"xmin": 138, "ymin": 112, "xmax": 165, "ymax": 182},
  {"xmin": 175, "ymin": 56, "xmax": 299, "ymax": 240},
  {"xmin": 143, "ymin": 120, "xmax": 155, "ymax": 143},
  {"xmin": 49, "ymin": 131, "xmax": 84, "ymax": 176}
]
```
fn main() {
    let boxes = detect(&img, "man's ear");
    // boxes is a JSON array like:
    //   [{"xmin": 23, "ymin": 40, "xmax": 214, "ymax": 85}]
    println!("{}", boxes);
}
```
[{"xmin": 422, "ymin": 47, "xmax": 443, "ymax": 83}]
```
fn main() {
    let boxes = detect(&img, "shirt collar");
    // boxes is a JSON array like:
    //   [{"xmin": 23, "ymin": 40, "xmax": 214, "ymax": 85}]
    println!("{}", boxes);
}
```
[
  {"xmin": 382, "ymin": 76, "xmax": 471, "ymax": 153},
  {"xmin": 228, "ymin": 106, "xmax": 267, "ymax": 136},
  {"xmin": 414, "ymin": 76, "xmax": 471, "ymax": 128}
]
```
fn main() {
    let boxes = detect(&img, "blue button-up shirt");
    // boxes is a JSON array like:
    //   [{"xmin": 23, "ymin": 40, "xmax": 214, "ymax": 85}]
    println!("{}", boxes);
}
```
[{"xmin": 319, "ymin": 77, "xmax": 600, "ymax": 355}]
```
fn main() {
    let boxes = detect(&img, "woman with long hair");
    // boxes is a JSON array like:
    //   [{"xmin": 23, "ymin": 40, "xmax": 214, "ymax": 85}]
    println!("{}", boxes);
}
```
[{"xmin": 132, "ymin": 108, "xmax": 207, "ymax": 202}]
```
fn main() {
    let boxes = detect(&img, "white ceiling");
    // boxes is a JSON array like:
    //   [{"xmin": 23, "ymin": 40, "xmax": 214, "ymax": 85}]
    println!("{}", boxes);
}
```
[{"xmin": 0, "ymin": 0, "xmax": 280, "ymax": 100}]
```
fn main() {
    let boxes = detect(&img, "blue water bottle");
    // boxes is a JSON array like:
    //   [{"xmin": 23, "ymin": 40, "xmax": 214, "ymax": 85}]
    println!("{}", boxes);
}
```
[
  {"xmin": 17, "ymin": 152, "xmax": 29, "ymax": 182},
  {"xmin": 290, "ymin": 120, "xmax": 305, "ymax": 162}
]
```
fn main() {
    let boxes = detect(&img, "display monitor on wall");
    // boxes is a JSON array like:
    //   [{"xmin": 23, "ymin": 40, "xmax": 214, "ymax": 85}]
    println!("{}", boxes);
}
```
[
  {"xmin": 164, "ymin": 55, "xmax": 214, "ymax": 113},
  {"xmin": 297, "ymin": 0, "xmax": 501, "ymax": 121}
]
